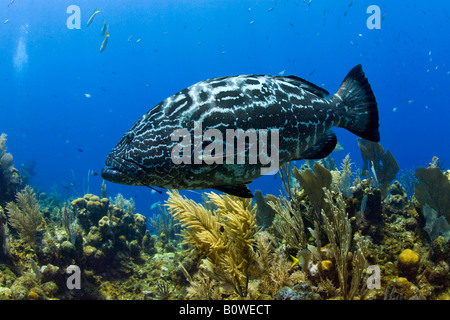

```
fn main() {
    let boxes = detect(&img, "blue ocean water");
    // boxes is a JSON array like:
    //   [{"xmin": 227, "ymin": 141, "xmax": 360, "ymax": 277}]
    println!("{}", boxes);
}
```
[{"xmin": 1, "ymin": 0, "xmax": 449, "ymax": 217}]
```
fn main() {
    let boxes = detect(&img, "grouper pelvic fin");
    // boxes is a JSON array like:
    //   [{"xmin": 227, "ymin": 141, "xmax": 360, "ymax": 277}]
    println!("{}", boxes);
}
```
[
  {"xmin": 213, "ymin": 184, "xmax": 253, "ymax": 198},
  {"xmin": 297, "ymin": 130, "xmax": 337, "ymax": 160}
]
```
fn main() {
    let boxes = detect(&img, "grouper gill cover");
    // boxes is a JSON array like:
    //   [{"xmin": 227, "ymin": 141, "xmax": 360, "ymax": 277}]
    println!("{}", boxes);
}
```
[{"xmin": 101, "ymin": 64, "xmax": 379, "ymax": 197}]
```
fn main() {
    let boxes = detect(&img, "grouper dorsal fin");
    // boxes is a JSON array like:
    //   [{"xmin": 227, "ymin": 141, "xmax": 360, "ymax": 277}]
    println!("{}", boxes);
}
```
[
  {"xmin": 298, "ymin": 130, "xmax": 337, "ymax": 160},
  {"xmin": 283, "ymin": 75, "xmax": 330, "ymax": 98},
  {"xmin": 213, "ymin": 184, "xmax": 253, "ymax": 198}
]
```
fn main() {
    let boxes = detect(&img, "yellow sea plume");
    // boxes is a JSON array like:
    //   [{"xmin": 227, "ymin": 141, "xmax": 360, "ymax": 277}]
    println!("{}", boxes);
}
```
[
  {"xmin": 6, "ymin": 186, "xmax": 42, "ymax": 245},
  {"xmin": 165, "ymin": 190, "xmax": 258, "ymax": 297}
]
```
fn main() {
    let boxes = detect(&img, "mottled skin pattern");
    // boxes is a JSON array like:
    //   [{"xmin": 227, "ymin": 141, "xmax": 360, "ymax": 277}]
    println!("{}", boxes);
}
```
[{"xmin": 101, "ymin": 65, "xmax": 379, "ymax": 196}]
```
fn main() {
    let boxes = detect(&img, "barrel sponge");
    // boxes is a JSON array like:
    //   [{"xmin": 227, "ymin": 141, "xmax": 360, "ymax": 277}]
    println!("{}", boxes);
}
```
[
  {"xmin": 399, "ymin": 249, "xmax": 419, "ymax": 266},
  {"xmin": 398, "ymin": 249, "xmax": 419, "ymax": 279}
]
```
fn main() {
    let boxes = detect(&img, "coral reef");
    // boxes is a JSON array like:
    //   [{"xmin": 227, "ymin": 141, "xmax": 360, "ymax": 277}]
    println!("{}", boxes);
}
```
[
  {"xmin": 165, "ymin": 190, "xmax": 259, "ymax": 297},
  {"xmin": 71, "ymin": 193, "xmax": 149, "ymax": 273},
  {"xmin": 292, "ymin": 162, "xmax": 332, "ymax": 216},
  {"xmin": 0, "ymin": 206, "xmax": 10, "ymax": 262},
  {"xmin": 398, "ymin": 249, "xmax": 419, "ymax": 280},
  {"xmin": 275, "ymin": 283, "xmax": 320, "ymax": 300},
  {"xmin": 0, "ymin": 133, "xmax": 21, "ymax": 206},
  {"xmin": 149, "ymin": 204, "xmax": 178, "ymax": 242},
  {"xmin": 6, "ymin": 186, "xmax": 42, "ymax": 245},
  {"xmin": 254, "ymin": 190, "xmax": 278, "ymax": 228},
  {"xmin": 0, "ymin": 190, "xmax": 156, "ymax": 300},
  {"xmin": 269, "ymin": 195, "xmax": 307, "ymax": 250},
  {"xmin": 319, "ymin": 189, "xmax": 369, "ymax": 300},
  {"xmin": 414, "ymin": 159, "xmax": 450, "ymax": 224},
  {"xmin": 357, "ymin": 138, "xmax": 399, "ymax": 199},
  {"xmin": 0, "ymin": 147, "xmax": 448, "ymax": 300},
  {"xmin": 423, "ymin": 205, "xmax": 450, "ymax": 241}
]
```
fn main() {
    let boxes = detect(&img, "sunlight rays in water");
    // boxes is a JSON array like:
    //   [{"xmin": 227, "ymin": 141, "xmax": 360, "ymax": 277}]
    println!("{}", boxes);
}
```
[{"xmin": 13, "ymin": 26, "xmax": 29, "ymax": 77}]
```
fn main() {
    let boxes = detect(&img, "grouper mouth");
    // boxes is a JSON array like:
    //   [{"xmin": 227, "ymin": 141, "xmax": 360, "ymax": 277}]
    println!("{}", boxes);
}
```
[{"xmin": 101, "ymin": 155, "xmax": 146, "ymax": 185}]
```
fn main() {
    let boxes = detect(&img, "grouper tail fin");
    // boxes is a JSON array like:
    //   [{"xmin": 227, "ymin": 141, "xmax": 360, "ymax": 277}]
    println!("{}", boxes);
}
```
[{"xmin": 333, "ymin": 64, "xmax": 380, "ymax": 142}]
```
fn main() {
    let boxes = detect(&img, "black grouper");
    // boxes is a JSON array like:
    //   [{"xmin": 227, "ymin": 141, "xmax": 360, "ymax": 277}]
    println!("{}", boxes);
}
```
[{"xmin": 101, "ymin": 65, "xmax": 379, "ymax": 198}]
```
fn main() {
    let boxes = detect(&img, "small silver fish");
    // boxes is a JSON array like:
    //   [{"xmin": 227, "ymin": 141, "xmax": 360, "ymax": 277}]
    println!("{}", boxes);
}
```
[
  {"xmin": 101, "ymin": 20, "xmax": 107, "ymax": 36},
  {"xmin": 100, "ymin": 25, "xmax": 109, "ymax": 53},
  {"xmin": 86, "ymin": 8, "xmax": 100, "ymax": 27}
]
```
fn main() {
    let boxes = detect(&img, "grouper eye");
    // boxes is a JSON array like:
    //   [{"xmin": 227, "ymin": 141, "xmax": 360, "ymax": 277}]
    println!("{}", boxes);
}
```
[{"xmin": 126, "ymin": 132, "xmax": 134, "ymax": 142}]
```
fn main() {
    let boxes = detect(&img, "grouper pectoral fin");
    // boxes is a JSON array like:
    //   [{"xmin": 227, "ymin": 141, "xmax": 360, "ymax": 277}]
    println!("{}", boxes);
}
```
[
  {"xmin": 297, "ymin": 130, "xmax": 337, "ymax": 160},
  {"xmin": 213, "ymin": 184, "xmax": 253, "ymax": 198}
]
